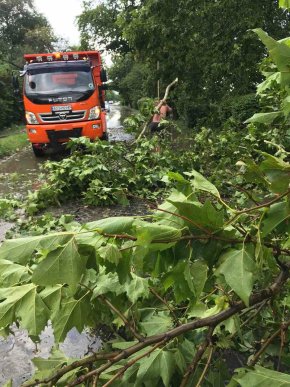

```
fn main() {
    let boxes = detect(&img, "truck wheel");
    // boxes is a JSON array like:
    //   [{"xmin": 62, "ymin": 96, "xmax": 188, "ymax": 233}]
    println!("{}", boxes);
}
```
[
  {"xmin": 101, "ymin": 132, "xmax": 108, "ymax": 141},
  {"xmin": 32, "ymin": 144, "xmax": 44, "ymax": 157}
]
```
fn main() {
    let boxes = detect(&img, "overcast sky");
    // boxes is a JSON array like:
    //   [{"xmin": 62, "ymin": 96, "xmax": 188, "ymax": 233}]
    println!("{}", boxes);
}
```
[
  {"xmin": 34, "ymin": 0, "xmax": 84, "ymax": 46},
  {"xmin": 34, "ymin": 0, "xmax": 112, "ymax": 66}
]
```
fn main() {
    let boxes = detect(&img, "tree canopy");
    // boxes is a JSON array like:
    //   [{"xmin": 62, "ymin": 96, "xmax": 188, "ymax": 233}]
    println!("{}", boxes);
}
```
[
  {"xmin": 79, "ymin": 0, "xmax": 290, "ymax": 123},
  {"xmin": 0, "ymin": 0, "xmax": 57, "ymax": 129}
]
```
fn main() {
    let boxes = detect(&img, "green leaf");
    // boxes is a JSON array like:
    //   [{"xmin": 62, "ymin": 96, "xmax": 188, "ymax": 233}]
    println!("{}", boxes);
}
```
[
  {"xmin": 32, "ymin": 349, "xmax": 69, "ymax": 375},
  {"xmin": 91, "ymin": 266, "xmax": 124, "ymax": 299},
  {"xmin": 32, "ymin": 237, "xmax": 86, "ymax": 287},
  {"xmin": 0, "ymin": 233, "xmax": 74, "ymax": 265},
  {"xmin": 174, "ymin": 349, "xmax": 187, "ymax": 374},
  {"xmin": 261, "ymin": 202, "xmax": 290, "ymax": 236},
  {"xmin": 168, "ymin": 199, "xmax": 224, "ymax": 232},
  {"xmin": 253, "ymin": 29, "xmax": 290, "ymax": 72},
  {"xmin": 134, "ymin": 220, "xmax": 182, "ymax": 243},
  {"xmin": 0, "ymin": 284, "xmax": 49, "ymax": 336},
  {"xmin": 217, "ymin": 247, "xmax": 257, "ymax": 306},
  {"xmin": 163, "ymin": 261, "xmax": 196, "ymax": 303},
  {"xmin": 125, "ymin": 273, "xmax": 149, "ymax": 303},
  {"xmin": 185, "ymin": 170, "xmax": 220, "ymax": 198},
  {"xmin": 0, "ymin": 259, "xmax": 30, "ymax": 287},
  {"xmin": 137, "ymin": 349, "xmax": 175, "ymax": 387},
  {"xmin": 252, "ymin": 29, "xmax": 277, "ymax": 51},
  {"xmin": 40, "ymin": 285, "xmax": 65, "ymax": 318},
  {"xmin": 112, "ymin": 341, "xmax": 138, "ymax": 349},
  {"xmin": 84, "ymin": 216, "xmax": 135, "ymax": 234},
  {"xmin": 279, "ymin": 0, "xmax": 290, "ymax": 10},
  {"xmin": 259, "ymin": 153, "xmax": 290, "ymax": 194},
  {"xmin": 75, "ymin": 232, "xmax": 105, "ymax": 249},
  {"xmin": 140, "ymin": 311, "xmax": 173, "ymax": 336},
  {"xmin": 245, "ymin": 112, "xmax": 282, "ymax": 125},
  {"xmin": 52, "ymin": 296, "xmax": 90, "ymax": 342},
  {"xmin": 154, "ymin": 200, "xmax": 185, "ymax": 229},
  {"xmin": 190, "ymin": 260, "xmax": 208, "ymax": 298},
  {"xmin": 98, "ymin": 243, "xmax": 122, "ymax": 265},
  {"xmin": 234, "ymin": 365, "xmax": 290, "ymax": 386},
  {"xmin": 2, "ymin": 380, "xmax": 12, "ymax": 387},
  {"xmin": 257, "ymin": 72, "xmax": 281, "ymax": 95},
  {"xmin": 29, "ymin": 349, "xmax": 76, "ymax": 385}
]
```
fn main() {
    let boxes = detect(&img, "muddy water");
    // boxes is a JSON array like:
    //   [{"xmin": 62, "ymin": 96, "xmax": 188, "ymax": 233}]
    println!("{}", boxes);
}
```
[{"xmin": 0, "ymin": 105, "xmax": 140, "ymax": 387}]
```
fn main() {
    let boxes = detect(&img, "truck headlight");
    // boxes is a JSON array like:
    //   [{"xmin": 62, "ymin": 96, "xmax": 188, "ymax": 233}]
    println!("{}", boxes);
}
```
[
  {"xmin": 88, "ymin": 106, "xmax": 101, "ymax": 120},
  {"xmin": 25, "ymin": 112, "xmax": 39, "ymax": 124}
]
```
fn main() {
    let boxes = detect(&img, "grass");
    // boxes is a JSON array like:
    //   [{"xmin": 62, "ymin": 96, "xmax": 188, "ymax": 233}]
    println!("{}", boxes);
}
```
[{"xmin": 0, "ymin": 124, "xmax": 28, "ymax": 158}]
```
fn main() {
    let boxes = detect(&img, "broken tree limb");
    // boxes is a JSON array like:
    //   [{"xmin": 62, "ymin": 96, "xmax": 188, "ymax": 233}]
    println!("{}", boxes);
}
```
[{"xmin": 135, "ymin": 77, "xmax": 178, "ymax": 142}]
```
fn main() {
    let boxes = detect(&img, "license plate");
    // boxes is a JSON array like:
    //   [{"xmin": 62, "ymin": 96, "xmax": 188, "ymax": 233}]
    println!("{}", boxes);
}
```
[{"xmin": 51, "ymin": 105, "xmax": 72, "ymax": 112}]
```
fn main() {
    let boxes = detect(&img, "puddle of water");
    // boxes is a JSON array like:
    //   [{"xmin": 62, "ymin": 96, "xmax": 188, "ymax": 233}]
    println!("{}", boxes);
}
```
[
  {"xmin": 0, "ymin": 221, "xmax": 14, "ymax": 242},
  {"xmin": 0, "ymin": 323, "xmax": 102, "ymax": 386}
]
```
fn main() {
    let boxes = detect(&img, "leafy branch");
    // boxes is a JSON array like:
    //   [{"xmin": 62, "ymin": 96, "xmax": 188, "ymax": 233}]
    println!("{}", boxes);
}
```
[{"xmin": 23, "ymin": 264, "xmax": 290, "ymax": 386}]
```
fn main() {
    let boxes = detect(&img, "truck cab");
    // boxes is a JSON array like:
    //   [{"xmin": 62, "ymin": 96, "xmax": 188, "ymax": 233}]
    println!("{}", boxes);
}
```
[{"xmin": 22, "ymin": 51, "xmax": 108, "ymax": 156}]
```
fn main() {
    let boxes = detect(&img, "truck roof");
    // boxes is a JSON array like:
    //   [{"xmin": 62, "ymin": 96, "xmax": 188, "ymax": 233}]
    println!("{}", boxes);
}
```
[
  {"xmin": 24, "ymin": 51, "xmax": 102, "ymax": 66},
  {"xmin": 26, "ymin": 61, "xmax": 91, "ymax": 71}
]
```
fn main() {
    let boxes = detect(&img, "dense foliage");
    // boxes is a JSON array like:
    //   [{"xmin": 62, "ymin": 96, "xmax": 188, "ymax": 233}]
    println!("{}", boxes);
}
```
[
  {"xmin": 0, "ymin": 1, "xmax": 289, "ymax": 385},
  {"xmin": 0, "ymin": 27, "xmax": 288, "ymax": 386},
  {"xmin": 0, "ymin": 0, "xmax": 61, "ymax": 129},
  {"xmin": 79, "ymin": 0, "xmax": 290, "ymax": 125},
  {"xmin": 0, "ymin": 151, "xmax": 289, "ymax": 386}
]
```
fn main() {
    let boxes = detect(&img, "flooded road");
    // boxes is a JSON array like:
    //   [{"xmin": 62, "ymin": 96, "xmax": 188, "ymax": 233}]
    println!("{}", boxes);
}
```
[{"xmin": 0, "ymin": 105, "xmax": 138, "ymax": 386}]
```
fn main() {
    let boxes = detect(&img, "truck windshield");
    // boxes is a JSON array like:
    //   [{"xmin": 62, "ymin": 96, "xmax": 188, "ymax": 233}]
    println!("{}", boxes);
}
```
[{"xmin": 24, "ymin": 62, "xmax": 95, "ymax": 104}]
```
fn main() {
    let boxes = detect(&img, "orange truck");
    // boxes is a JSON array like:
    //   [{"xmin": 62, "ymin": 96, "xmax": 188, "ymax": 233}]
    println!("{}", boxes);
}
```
[{"xmin": 21, "ymin": 51, "xmax": 108, "ymax": 156}]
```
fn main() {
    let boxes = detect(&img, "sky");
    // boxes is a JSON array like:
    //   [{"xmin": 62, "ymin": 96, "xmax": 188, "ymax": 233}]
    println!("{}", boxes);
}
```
[
  {"xmin": 34, "ymin": 0, "xmax": 84, "ymax": 46},
  {"xmin": 33, "ymin": 0, "xmax": 112, "ymax": 66}
]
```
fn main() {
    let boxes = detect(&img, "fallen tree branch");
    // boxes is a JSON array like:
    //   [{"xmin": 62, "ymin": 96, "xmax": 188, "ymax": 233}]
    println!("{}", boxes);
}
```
[
  {"xmin": 150, "ymin": 287, "xmax": 180, "ymax": 324},
  {"xmin": 196, "ymin": 345, "xmax": 215, "ymax": 387},
  {"xmin": 226, "ymin": 189, "xmax": 290, "ymax": 225},
  {"xmin": 248, "ymin": 319, "xmax": 290, "ymax": 366},
  {"xmin": 100, "ymin": 295, "xmax": 145, "ymax": 342},
  {"xmin": 180, "ymin": 326, "xmax": 216, "ymax": 387},
  {"xmin": 23, "ymin": 351, "xmax": 120, "ymax": 387},
  {"xmin": 63, "ymin": 265, "xmax": 288, "ymax": 386},
  {"xmin": 103, "ymin": 339, "xmax": 167, "ymax": 387}
]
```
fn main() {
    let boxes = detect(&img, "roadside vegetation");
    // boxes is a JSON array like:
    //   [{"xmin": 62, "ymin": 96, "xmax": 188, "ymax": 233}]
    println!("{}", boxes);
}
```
[
  {"xmin": 0, "ymin": 125, "xmax": 28, "ymax": 158},
  {"xmin": 0, "ymin": 22, "xmax": 289, "ymax": 387}
]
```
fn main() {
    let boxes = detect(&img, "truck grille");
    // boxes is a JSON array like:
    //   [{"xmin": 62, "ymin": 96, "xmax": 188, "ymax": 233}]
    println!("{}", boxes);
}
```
[{"xmin": 39, "ymin": 110, "xmax": 86, "ymax": 123}]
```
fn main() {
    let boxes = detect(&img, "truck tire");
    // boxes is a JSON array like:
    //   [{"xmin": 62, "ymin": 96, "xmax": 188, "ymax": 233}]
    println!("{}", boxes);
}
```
[
  {"xmin": 32, "ymin": 144, "xmax": 44, "ymax": 157},
  {"xmin": 101, "ymin": 132, "xmax": 108, "ymax": 141}
]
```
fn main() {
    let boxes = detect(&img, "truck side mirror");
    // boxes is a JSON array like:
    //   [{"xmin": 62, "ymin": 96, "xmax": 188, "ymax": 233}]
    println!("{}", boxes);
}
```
[
  {"xmin": 99, "ymin": 84, "xmax": 109, "ymax": 90},
  {"xmin": 100, "ymin": 68, "xmax": 108, "ymax": 83},
  {"xmin": 12, "ymin": 75, "xmax": 20, "ymax": 95}
]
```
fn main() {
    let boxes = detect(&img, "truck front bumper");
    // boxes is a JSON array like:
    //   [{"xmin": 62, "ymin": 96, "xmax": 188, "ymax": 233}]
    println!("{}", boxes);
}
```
[{"xmin": 26, "ymin": 119, "xmax": 104, "ymax": 144}]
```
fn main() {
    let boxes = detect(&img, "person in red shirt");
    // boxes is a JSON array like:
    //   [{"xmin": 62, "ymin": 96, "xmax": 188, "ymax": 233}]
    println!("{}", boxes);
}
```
[{"xmin": 149, "ymin": 99, "xmax": 172, "ymax": 133}]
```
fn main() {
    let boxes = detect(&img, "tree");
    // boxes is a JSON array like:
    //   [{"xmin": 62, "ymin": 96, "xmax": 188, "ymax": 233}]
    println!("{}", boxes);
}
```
[
  {"xmin": 0, "ymin": 0, "xmax": 56, "ymax": 64},
  {"xmin": 0, "ymin": 0, "xmax": 56, "ymax": 129},
  {"xmin": 109, "ymin": 53, "xmax": 155, "ymax": 106},
  {"xmin": 77, "ymin": 0, "xmax": 135, "ymax": 53},
  {"xmin": 78, "ymin": 0, "xmax": 290, "ymax": 125}
]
